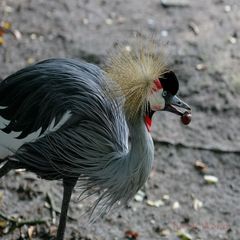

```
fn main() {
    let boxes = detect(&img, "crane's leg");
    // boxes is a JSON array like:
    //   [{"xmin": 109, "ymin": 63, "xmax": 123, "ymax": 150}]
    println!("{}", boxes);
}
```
[{"xmin": 56, "ymin": 178, "xmax": 77, "ymax": 240}]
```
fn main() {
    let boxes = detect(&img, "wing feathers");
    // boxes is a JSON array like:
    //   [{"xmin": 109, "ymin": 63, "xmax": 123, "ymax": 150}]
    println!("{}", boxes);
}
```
[{"xmin": 0, "ymin": 59, "xmax": 99, "ymax": 139}]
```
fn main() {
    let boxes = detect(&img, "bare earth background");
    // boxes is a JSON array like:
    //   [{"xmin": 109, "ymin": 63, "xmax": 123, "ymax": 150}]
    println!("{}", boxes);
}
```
[{"xmin": 0, "ymin": 0, "xmax": 240, "ymax": 239}]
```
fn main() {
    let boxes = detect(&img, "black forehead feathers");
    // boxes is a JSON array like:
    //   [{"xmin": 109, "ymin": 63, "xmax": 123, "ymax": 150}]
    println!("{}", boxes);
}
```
[{"xmin": 159, "ymin": 71, "xmax": 179, "ymax": 95}]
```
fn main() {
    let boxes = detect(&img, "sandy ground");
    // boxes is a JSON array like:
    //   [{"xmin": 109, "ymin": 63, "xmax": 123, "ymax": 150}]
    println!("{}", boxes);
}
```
[{"xmin": 0, "ymin": 0, "xmax": 240, "ymax": 239}]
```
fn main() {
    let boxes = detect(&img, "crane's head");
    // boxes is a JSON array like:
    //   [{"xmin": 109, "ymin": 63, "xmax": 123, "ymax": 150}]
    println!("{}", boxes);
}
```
[
  {"xmin": 145, "ymin": 70, "xmax": 191, "ymax": 130},
  {"xmin": 148, "ymin": 71, "xmax": 190, "ymax": 113},
  {"xmin": 104, "ymin": 40, "xmax": 191, "ymax": 126}
]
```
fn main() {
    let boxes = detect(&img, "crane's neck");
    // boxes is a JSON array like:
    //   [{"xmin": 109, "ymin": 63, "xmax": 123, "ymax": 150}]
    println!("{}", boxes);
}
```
[
  {"xmin": 80, "ymin": 113, "xmax": 155, "ymax": 211},
  {"xmin": 126, "ymin": 115, "xmax": 154, "ymax": 187}
]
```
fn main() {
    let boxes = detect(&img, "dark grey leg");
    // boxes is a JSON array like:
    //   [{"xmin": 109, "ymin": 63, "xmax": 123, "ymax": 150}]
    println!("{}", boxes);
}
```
[{"xmin": 56, "ymin": 178, "xmax": 77, "ymax": 240}]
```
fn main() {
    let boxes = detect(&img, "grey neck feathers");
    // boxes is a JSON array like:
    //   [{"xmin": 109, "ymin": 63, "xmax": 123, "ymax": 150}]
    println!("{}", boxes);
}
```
[
  {"xmin": 69, "ymin": 115, "xmax": 155, "ymax": 216},
  {"xmin": 126, "ymin": 116, "xmax": 154, "ymax": 188}
]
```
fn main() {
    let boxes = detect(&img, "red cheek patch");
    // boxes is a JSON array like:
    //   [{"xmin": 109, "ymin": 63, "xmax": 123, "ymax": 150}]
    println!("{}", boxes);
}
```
[
  {"xmin": 152, "ymin": 79, "xmax": 162, "ymax": 92},
  {"xmin": 154, "ymin": 79, "xmax": 162, "ymax": 89}
]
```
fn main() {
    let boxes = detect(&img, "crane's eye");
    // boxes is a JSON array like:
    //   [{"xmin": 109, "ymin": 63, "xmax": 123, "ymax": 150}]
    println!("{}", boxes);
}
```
[
  {"xmin": 162, "ymin": 90, "xmax": 167, "ymax": 97},
  {"xmin": 159, "ymin": 71, "xmax": 179, "ymax": 95}
]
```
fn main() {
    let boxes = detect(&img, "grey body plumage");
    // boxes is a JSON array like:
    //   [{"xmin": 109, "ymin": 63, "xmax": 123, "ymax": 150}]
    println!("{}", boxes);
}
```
[
  {"xmin": 0, "ymin": 46, "xmax": 191, "ymax": 240},
  {"xmin": 0, "ymin": 58, "xmax": 155, "ymax": 239}
]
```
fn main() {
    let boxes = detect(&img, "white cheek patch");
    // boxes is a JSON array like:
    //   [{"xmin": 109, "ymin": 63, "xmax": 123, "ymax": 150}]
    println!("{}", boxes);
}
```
[
  {"xmin": 149, "ymin": 88, "xmax": 165, "ymax": 111},
  {"xmin": 149, "ymin": 78, "xmax": 165, "ymax": 111}
]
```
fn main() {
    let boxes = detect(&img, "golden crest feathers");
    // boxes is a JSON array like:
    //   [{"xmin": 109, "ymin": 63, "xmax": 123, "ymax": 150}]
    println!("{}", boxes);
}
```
[{"xmin": 104, "ymin": 39, "xmax": 168, "ymax": 120}]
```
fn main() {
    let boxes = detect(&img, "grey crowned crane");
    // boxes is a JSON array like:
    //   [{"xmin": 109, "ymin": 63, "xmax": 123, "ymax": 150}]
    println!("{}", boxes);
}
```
[{"xmin": 0, "ymin": 43, "xmax": 191, "ymax": 240}]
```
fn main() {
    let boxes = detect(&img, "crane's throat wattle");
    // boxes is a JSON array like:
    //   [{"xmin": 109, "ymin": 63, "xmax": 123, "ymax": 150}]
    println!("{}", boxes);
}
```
[{"xmin": 144, "ymin": 115, "xmax": 152, "ymax": 132}]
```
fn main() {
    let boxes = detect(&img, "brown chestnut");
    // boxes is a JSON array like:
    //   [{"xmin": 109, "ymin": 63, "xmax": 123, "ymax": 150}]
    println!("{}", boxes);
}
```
[{"xmin": 181, "ymin": 112, "xmax": 192, "ymax": 125}]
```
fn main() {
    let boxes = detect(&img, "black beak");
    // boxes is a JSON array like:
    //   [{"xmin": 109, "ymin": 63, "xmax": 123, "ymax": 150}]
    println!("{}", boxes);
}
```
[{"xmin": 164, "ymin": 94, "xmax": 191, "ymax": 116}]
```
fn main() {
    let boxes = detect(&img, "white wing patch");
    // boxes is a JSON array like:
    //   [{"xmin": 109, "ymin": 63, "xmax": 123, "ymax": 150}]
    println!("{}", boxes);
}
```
[{"xmin": 0, "ymin": 111, "xmax": 72, "ymax": 159}]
